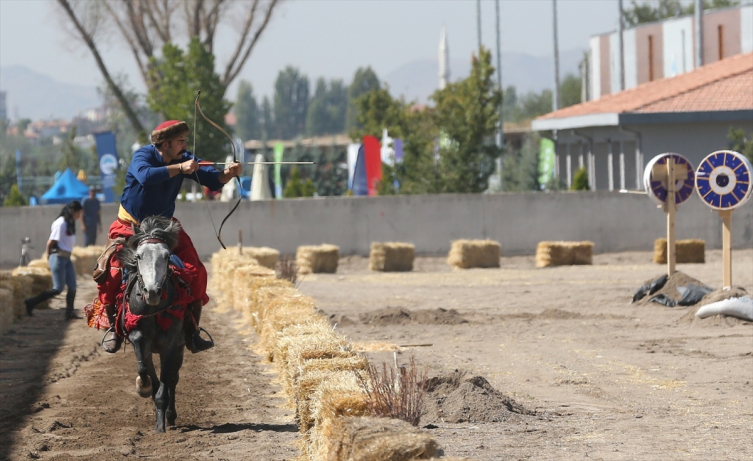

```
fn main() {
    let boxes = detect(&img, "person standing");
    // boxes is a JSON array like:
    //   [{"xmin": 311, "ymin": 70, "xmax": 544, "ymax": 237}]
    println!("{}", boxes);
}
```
[
  {"xmin": 81, "ymin": 187, "xmax": 101, "ymax": 246},
  {"xmin": 24, "ymin": 200, "xmax": 83, "ymax": 320}
]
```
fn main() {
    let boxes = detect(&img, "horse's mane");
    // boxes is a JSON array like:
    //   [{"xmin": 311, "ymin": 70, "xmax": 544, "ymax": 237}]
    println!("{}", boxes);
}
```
[{"xmin": 118, "ymin": 216, "xmax": 181, "ymax": 270}]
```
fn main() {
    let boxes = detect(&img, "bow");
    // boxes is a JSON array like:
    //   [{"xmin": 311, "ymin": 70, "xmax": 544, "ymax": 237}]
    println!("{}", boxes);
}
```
[{"xmin": 193, "ymin": 91, "xmax": 242, "ymax": 250}]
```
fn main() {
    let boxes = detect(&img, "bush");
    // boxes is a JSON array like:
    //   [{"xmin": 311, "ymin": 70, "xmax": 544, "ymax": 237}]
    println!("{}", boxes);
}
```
[
  {"xmin": 358, "ymin": 356, "xmax": 427, "ymax": 426},
  {"xmin": 3, "ymin": 184, "xmax": 27, "ymax": 207},
  {"xmin": 283, "ymin": 166, "xmax": 315, "ymax": 198},
  {"xmin": 571, "ymin": 167, "xmax": 589, "ymax": 191}
]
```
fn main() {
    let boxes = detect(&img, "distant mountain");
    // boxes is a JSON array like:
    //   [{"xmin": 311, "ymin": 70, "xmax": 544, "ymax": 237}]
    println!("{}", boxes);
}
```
[
  {"xmin": 0, "ymin": 65, "xmax": 100, "ymax": 120},
  {"xmin": 384, "ymin": 49, "xmax": 585, "ymax": 103}
]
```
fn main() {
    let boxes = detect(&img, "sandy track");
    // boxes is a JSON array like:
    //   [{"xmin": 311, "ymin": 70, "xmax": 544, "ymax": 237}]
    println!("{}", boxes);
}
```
[{"xmin": 0, "ymin": 279, "xmax": 299, "ymax": 461}]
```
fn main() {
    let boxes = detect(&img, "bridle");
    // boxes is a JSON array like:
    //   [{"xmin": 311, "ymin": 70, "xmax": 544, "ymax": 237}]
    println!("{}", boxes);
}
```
[{"xmin": 131, "ymin": 237, "xmax": 173, "ymax": 315}]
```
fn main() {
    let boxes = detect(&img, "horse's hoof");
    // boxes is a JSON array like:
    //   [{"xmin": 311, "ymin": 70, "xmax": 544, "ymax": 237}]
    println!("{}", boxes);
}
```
[
  {"xmin": 166, "ymin": 410, "xmax": 177, "ymax": 427},
  {"xmin": 136, "ymin": 375, "xmax": 152, "ymax": 398}
]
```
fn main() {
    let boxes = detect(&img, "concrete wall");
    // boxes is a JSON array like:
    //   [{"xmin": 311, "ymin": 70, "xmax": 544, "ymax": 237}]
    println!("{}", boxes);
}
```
[{"xmin": 2, "ymin": 192, "xmax": 751, "ymax": 266}]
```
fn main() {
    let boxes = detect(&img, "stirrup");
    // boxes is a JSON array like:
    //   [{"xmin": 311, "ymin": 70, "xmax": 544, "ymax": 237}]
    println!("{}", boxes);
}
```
[
  {"xmin": 101, "ymin": 327, "xmax": 123, "ymax": 353},
  {"xmin": 190, "ymin": 327, "xmax": 215, "ymax": 353}
]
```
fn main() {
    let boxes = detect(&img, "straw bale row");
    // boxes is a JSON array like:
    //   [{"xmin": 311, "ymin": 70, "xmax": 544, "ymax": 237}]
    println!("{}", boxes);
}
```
[
  {"xmin": 653, "ymin": 238, "xmax": 705, "ymax": 264},
  {"xmin": 535, "ymin": 241, "xmax": 594, "ymax": 267},
  {"xmin": 447, "ymin": 239, "xmax": 500, "ymax": 269},
  {"xmin": 12, "ymin": 266, "xmax": 53, "ymax": 310},
  {"xmin": 297, "ymin": 244, "xmax": 339, "ymax": 274},
  {"xmin": 72, "ymin": 245, "xmax": 105, "ymax": 276},
  {"xmin": 0, "ymin": 287, "xmax": 13, "ymax": 336},
  {"xmin": 209, "ymin": 247, "xmax": 442, "ymax": 461},
  {"xmin": 369, "ymin": 242, "xmax": 415, "ymax": 272}
]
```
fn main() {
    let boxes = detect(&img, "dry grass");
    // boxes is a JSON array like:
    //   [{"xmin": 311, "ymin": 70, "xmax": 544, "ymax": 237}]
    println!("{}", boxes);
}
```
[
  {"xmin": 358, "ymin": 357, "xmax": 427, "ymax": 427},
  {"xmin": 653, "ymin": 238, "xmax": 705, "ymax": 264},
  {"xmin": 277, "ymin": 256, "xmax": 298, "ymax": 285},
  {"xmin": 447, "ymin": 239, "xmax": 500, "ymax": 269}
]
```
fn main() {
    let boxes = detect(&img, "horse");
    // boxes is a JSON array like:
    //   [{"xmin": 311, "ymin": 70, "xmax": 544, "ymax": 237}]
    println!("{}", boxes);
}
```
[{"xmin": 117, "ymin": 216, "xmax": 190, "ymax": 432}]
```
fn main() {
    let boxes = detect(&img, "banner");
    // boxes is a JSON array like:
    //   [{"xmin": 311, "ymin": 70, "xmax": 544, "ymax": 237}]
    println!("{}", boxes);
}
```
[
  {"xmin": 15, "ymin": 150, "xmax": 21, "ymax": 188},
  {"xmin": 352, "ymin": 145, "xmax": 368, "ymax": 196},
  {"xmin": 393, "ymin": 139, "xmax": 404, "ymax": 163},
  {"xmin": 539, "ymin": 138, "xmax": 556, "ymax": 187},
  {"xmin": 347, "ymin": 143, "xmax": 361, "ymax": 190},
  {"xmin": 273, "ymin": 142, "xmax": 284, "ymax": 199},
  {"xmin": 363, "ymin": 135, "xmax": 381, "ymax": 196},
  {"xmin": 94, "ymin": 131, "xmax": 118, "ymax": 203}
]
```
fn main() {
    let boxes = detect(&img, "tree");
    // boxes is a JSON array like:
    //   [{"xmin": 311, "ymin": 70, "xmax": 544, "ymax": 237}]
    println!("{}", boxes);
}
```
[
  {"xmin": 501, "ymin": 134, "xmax": 541, "ymax": 192},
  {"xmin": 728, "ymin": 128, "xmax": 753, "ymax": 163},
  {"xmin": 571, "ymin": 167, "xmax": 589, "ymax": 190},
  {"xmin": 4, "ymin": 184, "xmax": 27, "ymax": 207},
  {"xmin": 58, "ymin": 125, "xmax": 87, "ymax": 172},
  {"xmin": 273, "ymin": 67, "xmax": 310, "ymax": 140},
  {"xmin": 235, "ymin": 80, "xmax": 262, "ymax": 141},
  {"xmin": 56, "ymin": 0, "xmax": 280, "ymax": 141},
  {"xmin": 306, "ymin": 78, "xmax": 348, "ymax": 136},
  {"xmin": 283, "ymin": 166, "xmax": 315, "ymax": 198},
  {"xmin": 147, "ymin": 38, "xmax": 233, "ymax": 162},
  {"xmin": 560, "ymin": 73, "xmax": 582, "ymax": 108},
  {"xmin": 261, "ymin": 96, "xmax": 274, "ymax": 140},
  {"xmin": 430, "ymin": 47, "xmax": 503, "ymax": 193},
  {"xmin": 346, "ymin": 67, "xmax": 381, "ymax": 131},
  {"xmin": 622, "ymin": 0, "xmax": 738, "ymax": 27}
]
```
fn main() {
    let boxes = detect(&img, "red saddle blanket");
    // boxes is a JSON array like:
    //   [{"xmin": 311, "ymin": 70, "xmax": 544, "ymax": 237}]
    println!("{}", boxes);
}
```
[{"xmin": 85, "ymin": 266, "xmax": 194, "ymax": 337}]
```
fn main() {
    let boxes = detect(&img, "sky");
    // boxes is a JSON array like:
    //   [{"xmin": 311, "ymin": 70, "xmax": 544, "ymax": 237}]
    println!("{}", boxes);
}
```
[{"xmin": 0, "ymin": 0, "xmax": 625, "ymax": 100}]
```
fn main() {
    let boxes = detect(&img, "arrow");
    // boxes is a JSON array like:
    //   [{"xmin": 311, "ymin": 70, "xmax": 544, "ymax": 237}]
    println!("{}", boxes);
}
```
[{"xmin": 197, "ymin": 161, "xmax": 316, "ymax": 166}]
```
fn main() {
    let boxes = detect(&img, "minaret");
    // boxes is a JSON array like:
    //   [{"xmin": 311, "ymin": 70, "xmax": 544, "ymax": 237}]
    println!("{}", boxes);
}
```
[{"xmin": 439, "ymin": 26, "xmax": 450, "ymax": 89}]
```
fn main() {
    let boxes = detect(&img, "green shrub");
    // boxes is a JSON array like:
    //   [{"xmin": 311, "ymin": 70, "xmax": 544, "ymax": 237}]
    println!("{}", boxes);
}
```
[
  {"xmin": 283, "ymin": 166, "xmax": 315, "ymax": 198},
  {"xmin": 571, "ymin": 168, "xmax": 589, "ymax": 191},
  {"xmin": 3, "ymin": 184, "xmax": 27, "ymax": 207}
]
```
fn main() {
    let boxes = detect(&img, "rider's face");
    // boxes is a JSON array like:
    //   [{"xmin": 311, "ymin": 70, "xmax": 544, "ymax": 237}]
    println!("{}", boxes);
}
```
[{"xmin": 164, "ymin": 137, "xmax": 188, "ymax": 160}]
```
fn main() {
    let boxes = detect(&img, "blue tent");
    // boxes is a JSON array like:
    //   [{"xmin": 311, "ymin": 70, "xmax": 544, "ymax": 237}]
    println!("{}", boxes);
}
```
[{"xmin": 40, "ymin": 168, "xmax": 90, "ymax": 205}]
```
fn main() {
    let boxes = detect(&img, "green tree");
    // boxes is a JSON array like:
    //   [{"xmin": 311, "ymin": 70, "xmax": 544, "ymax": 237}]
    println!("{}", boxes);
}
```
[
  {"xmin": 235, "ymin": 80, "xmax": 262, "ymax": 141},
  {"xmin": 147, "ymin": 37, "xmax": 233, "ymax": 162},
  {"xmin": 261, "ymin": 96, "xmax": 274, "ymax": 140},
  {"xmin": 501, "ymin": 133, "xmax": 541, "ymax": 191},
  {"xmin": 728, "ymin": 128, "xmax": 753, "ymax": 163},
  {"xmin": 4, "ymin": 184, "xmax": 27, "ymax": 207},
  {"xmin": 15, "ymin": 118, "xmax": 31, "ymax": 134},
  {"xmin": 306, "ymin": 78, "xmax": 348, "ymax": 136},
  {"xmin": 571, "ymin": 167, "xmax": 590, "ymax": 190},
  {"xmin": 346, "ymin": 67, "xmax": 381, "ymax": 131},
  {"xmin": 623, "ymin": 0, "xmax": 689, "ymax": 27},
  {"xmin": 560, "ymin": 73, "xmax": 582, "ymax": 108},
  {"xmin": 58, "ymin": 125, "xmax": 91, "ymax": 173},
  {"xmin": 430, "ymin": 47, "xmax": 503, "ymax": 193},
  {"xmin": 283, "ymin": 166, "xmax": 315, "ymax": 197},
  {"xmin": 273, "ymin": 66, "xmax": 309, "ymax": 140}
]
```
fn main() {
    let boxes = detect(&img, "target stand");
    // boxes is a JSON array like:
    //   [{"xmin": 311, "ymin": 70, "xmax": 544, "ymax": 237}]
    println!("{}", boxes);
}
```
[
  {"xmin": 695, "ymin": 150, "xmax": 753, "ymax": 288},
  {"xmin": 644, "ymin": 153, "xmax": 695, "ymax": 276}
]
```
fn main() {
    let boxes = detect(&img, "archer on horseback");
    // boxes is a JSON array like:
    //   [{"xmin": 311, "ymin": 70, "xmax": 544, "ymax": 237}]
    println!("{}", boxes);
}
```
[{"xmin": 96, "ymin": 120, "xmax": 241, "ymax": 354}]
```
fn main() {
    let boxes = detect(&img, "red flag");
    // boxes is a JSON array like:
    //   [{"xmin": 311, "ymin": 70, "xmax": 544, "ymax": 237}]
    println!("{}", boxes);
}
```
[{"xmin": 363, "ymin": 135, "xmax": 382, "ymax": 196}]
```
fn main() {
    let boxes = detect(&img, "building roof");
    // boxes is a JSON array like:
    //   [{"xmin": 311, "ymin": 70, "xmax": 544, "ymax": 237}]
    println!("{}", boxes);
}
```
[{"xmin": 533, "ymin": 52, "xmax": 753, "ymax": 131}]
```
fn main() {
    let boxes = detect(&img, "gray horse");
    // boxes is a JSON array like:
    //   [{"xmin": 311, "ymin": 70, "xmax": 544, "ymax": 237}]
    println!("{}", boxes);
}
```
[{"xmin": 117, "ymin": 216, "xmax": 190, "ymax": 432}]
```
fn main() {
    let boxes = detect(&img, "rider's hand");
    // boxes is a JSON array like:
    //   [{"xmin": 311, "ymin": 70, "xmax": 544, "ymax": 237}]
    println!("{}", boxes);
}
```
[
  {"xmin": 181, "ymin": 159, "xmax": 199, "ymax": 175},
  {"xmin": 225, "ymin": 162, "xmax": 242, "ymax": 178}
]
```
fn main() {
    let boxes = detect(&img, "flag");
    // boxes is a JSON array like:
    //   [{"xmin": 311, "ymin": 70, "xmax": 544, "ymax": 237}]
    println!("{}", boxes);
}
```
[
  {"xmin": 393, "ymin": 139, "xmax": 404, "ymax": 163},
  {"xmin": 352, "ymin": 145, "xmax": 368, "ymax": 196},
  {"xmin": 539, "ymin": 138, "xmax": 556, "ymax": 187},
  {"xmin": 347, "ymin": 143, "xmax": 361, "ymax": 190},
  {"xmin": 94, "ymin": 131, "xmax": 118, "ymax": 203},
  {"xmin": 273, "ymin": 142, "xmax": 284, "ymax": 199},
  {"xmin": 363, "ymin": 135, "xmax": 381, "ymax": 196}
]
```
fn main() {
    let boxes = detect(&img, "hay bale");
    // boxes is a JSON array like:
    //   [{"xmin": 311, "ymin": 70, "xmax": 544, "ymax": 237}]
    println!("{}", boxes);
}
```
[
  {"xmin": 240, "ymin": 246, "xmax": 280, "ymax": 269},
  {"xmin": 297, "ymin": 244, "xmax": 339, "ymax": 274},
  {"xmin": 72, "ymin": 245, "xmax": 105, "ymax": 276},
  {"xmin": 369, "ymin": 242, "xmax": 415, "ymax": 272},
  {"xmin": 653, "ymin": 238, "xmax": 705, "ymax": 264},
  {"xmin": 324, "ymin": 416, "xmax": 439, "ymax": 461},
  {"xmin": 28, "ymin": 258, "xmax": 49, "ymax": 269},
  {"xmin": 12, "ymin": 267, "xmax": 53, "ymax": 310},
  {"xmin": 447, "ymin": 239, "xmax": 500, "ymax": 269},
  {"xmin": 295, "ymin": 363, "xmax": 368, "ymax": 433},
  {"xmin": 536, "ymin": 241, "xmax": 594, "ymax": 267},
  {"xmin": 232, "ymin": 264, "xmax": 278, "ymax": 313},
  {"xmin": 1, "ymin": 271, "xmax": 31, "ymax": 320},
  {"xmin": 0, "ymin": 288, "xmax": 13, "ymax": 335}
]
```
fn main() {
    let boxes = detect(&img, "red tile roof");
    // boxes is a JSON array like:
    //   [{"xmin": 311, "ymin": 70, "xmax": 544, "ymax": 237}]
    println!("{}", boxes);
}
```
[{"xmin": 537, "ymin": 52, "xmax": 753, "ymax": 120}]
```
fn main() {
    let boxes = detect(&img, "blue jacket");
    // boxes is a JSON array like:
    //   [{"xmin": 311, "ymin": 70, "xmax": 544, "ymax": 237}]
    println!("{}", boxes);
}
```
[{"xmin": 120, "ymin": 145, "xmax": 223, "ymax": 221}]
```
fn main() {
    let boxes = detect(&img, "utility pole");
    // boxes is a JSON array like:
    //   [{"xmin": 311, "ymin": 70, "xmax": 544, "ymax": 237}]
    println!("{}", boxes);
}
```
[
  {"xmin": 495, "ymin": 0, "xmax": 504, "ymax": 149},
  {"xmin": 476, "ymin": 0, "xmax": 483, "ymax": 51},
  {"xmin": 618, "ymin": 0, "xmax": 625, "ymax": 91},
  {"xmin": 552, "ymin": 0, "xmax": 560, "ymax": 112},
  {"xmin": 695, "ymin": 0, "xmax": 703, "ymax": 67}
]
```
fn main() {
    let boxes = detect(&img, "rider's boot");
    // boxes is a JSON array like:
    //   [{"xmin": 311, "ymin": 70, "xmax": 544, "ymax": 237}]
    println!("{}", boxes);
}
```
[
  {"xmin": 102, "ymin": 303, "xmax": 123, "ymax": 353},
  {"xmin": 64, "ymin": 290, "xmax": 79, "ymax": 320},
  {"xmin": 185, "ymin": 300, "xmax": 214, "ymax": 353},
  {"xmin": 24, "ymin": 289, "xmax": 59, "ymax": 316}
]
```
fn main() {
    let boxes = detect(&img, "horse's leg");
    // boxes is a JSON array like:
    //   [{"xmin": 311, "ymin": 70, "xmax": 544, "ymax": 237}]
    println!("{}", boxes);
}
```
[
  {"xmin": 165, "ymin": 347, "xmax": 184, "ymax": 427},
  {"xmin": 130, "ymin": 330, "xmax": 156, "ymax": 398}
]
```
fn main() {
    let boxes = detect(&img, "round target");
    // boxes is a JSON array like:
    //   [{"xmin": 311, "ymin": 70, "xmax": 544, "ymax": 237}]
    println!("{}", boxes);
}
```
[
  {"xmin": 695, "ymin": 150, "xmax": 752, "ymax": 210},
  {"xmin": 643, "ymin": 153, "xmax": 695, "ymax": 207}
]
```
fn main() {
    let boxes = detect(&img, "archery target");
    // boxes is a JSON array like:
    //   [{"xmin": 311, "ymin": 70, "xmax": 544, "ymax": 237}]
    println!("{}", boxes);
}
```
[
  {"xmin": 643, "ymin": 153, "xmax": 695, "ymax": 207},
  {"xmin": 695, "ymin": 150, "xmax": 753, "ymax": 210}
]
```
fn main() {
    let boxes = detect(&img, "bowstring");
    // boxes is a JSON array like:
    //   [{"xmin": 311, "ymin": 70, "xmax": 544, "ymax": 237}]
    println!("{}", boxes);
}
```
[{"xmin": 192, "ymin": 97, "xmax": 220, "ymax": 240}]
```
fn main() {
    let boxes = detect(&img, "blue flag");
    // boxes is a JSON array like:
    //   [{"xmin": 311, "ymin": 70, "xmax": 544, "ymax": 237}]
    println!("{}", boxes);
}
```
[
  {"xmin": 352, "ymin": 145, "xmax": 368, "ymax": 196},
  {"xmin": 94, "ymin": 131, "xmax": 118, "ymax": 203}
]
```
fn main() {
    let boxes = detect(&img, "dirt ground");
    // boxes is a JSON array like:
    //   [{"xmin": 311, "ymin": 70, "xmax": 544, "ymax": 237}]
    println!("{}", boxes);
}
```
[{"xmin": 1, "ymin": 250, "xmax": 751, "ymax": 460}]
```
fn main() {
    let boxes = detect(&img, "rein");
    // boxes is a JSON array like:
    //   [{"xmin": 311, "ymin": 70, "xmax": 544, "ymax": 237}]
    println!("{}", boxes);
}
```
[{"xmin": 131, "ymin": 238, "xmax": 173, "ymax": 318}]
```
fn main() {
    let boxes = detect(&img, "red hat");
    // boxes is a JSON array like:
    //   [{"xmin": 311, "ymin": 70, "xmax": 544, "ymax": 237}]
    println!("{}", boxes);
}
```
[{"xmin": 151, "ymin": 120, "xmax": 189, "ymax": 145}]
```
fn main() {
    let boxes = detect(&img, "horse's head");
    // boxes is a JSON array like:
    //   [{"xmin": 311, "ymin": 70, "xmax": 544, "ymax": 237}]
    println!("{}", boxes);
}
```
[{"xmin": 118, "ymin": 216, "xmax": 181, "ymax": 306}]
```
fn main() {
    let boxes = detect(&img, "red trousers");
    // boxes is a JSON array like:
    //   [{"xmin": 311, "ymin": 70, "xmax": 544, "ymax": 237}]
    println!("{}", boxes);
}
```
[{"xmin": 97, "ymin": 218, "xmax": 210, "ymax": 306}]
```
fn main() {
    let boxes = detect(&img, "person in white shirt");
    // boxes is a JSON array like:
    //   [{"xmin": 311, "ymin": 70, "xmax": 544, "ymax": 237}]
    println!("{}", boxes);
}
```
[{"xmin": 24, "ymin": 200, "xmax": 83, "ymax": 319}]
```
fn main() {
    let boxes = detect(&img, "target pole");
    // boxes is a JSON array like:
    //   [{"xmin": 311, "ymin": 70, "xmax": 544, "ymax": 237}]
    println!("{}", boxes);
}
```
[
  {"xmin": 666, "ymin": 157, "xmax": 676, "ymax": 276},
  {"xmin": 720, "ymin": 210, "xmax": 732, "ymax": 288}
]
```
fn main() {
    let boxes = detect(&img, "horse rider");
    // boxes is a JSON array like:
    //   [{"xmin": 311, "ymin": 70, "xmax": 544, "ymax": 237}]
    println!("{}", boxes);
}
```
[{"xmin": 97, "ymin": 120, "xmax": 241, "ymax": 354}]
